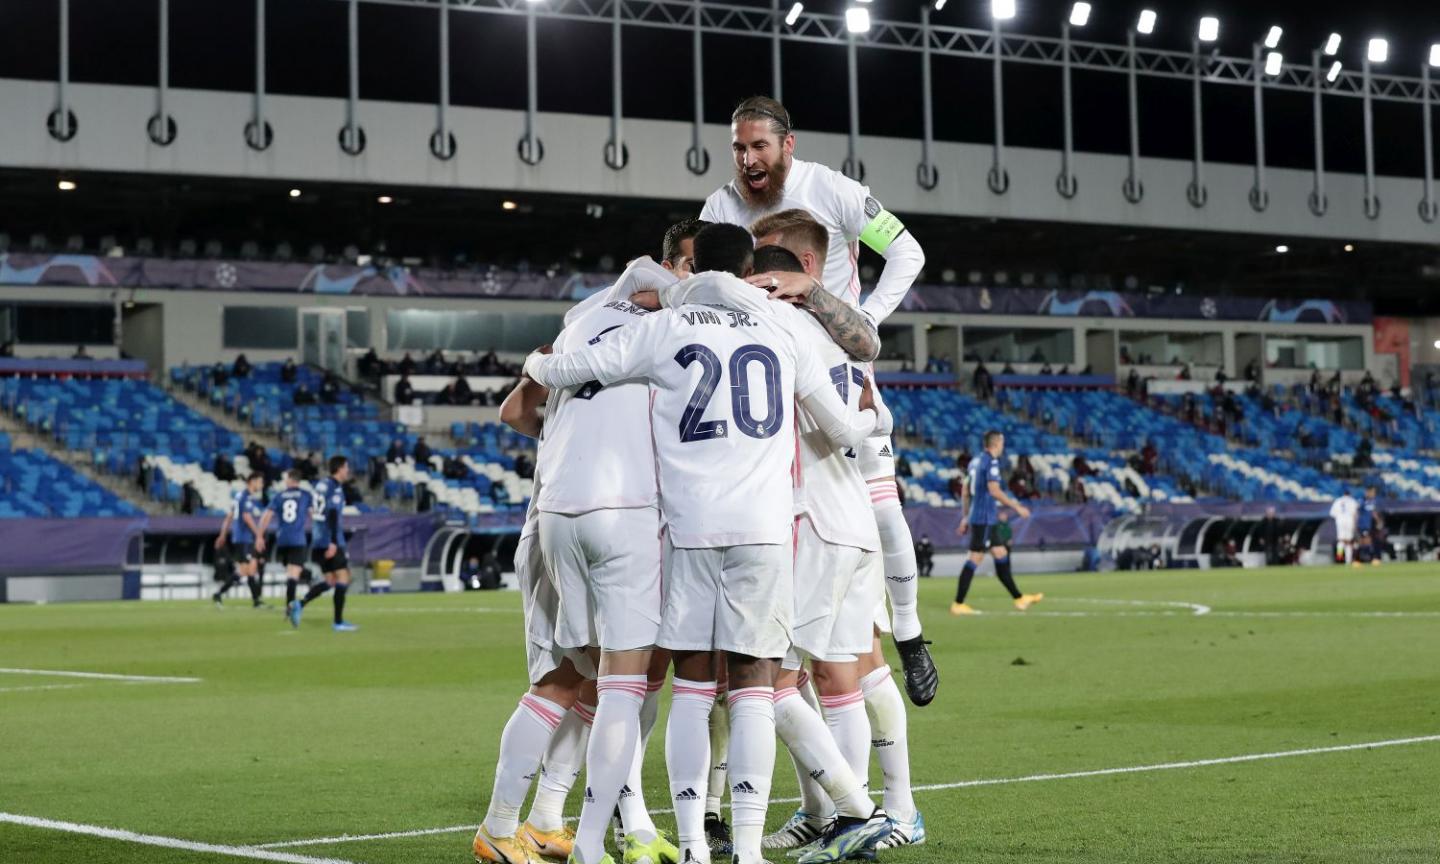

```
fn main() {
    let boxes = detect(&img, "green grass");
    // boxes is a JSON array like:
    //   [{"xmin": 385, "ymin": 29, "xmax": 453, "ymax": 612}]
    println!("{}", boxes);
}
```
[{"xmin": 2, "ymin": 565, "xmax": 1439, "ymax": 863}]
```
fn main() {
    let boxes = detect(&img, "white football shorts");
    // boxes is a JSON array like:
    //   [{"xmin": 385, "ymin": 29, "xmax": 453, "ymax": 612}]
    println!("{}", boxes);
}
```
[
  {"xmin": 785, "ymin": 515, "xmax": 883, "ymax": 668},
  {"xmin": 516, "ymin": 531, "xmax": 593, "ymax": 684},
  {"xmin": 657, "ymin": 537, "xmax": 792, "ymax": 659},
  {"xmin": 538, "ymin": 506, "xmax": 663, "ymax": 653}
]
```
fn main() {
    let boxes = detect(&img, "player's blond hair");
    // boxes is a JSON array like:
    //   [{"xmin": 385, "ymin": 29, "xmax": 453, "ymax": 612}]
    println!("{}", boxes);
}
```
[{"xmin": 750, "ymin": 209, "xmax": 828, "ymax": 261}]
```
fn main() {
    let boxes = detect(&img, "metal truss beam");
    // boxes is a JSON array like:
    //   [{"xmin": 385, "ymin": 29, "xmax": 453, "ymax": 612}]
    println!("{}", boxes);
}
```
[{"xmin": 349, "ymin": 0, "xmax": 1439, "ymax": 105}]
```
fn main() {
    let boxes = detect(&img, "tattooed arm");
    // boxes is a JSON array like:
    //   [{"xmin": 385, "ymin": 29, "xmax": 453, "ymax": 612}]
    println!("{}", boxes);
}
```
[{"xmin": 747, "ymin": 271, "xmax": 880, "ymax": 362}]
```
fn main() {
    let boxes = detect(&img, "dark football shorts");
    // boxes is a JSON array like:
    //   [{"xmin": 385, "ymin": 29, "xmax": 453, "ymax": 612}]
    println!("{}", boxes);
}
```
[
  {"xmin": 968, "ymin": 524, "xmax": 994, "ymax": 554},
  {"xmin": 277, "ymin": 546, "xmax": 308, "ymax": 568},
  {"xmin": 229, "ymin": 542, "xmax": 255, "ymax": 564},
  {"xmin": 312, "ymin": 546, "xmax": 349, "ymax": 573}
]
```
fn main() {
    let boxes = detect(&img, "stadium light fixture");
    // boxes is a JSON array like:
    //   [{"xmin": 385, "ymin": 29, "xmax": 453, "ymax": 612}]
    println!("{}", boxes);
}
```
[
  {"xmin": 501, "ymin": 200, "xmax": 519, "ymax": 211},
  {"xmin": 845, "ymin": 6, "xmax": 870, "ymax": 33},
  {"xmin": 377, "ymin": 195, "xmax": 394, "ymax": 204},
  {"xmin": 992, "ymin": 0, "xmax": 1016, "ymax": 22},
  {"xmin": 1265, "ymin": 51, "xmax": 1284, "ymax": 76},
  {"xmin": 1367, "ymin": 38, "xmax": 1388, "ymax": 64},
  {"xmin": 1327, "ymin": 60, "xmax": 1343, "ymax": 82},
  {"xmin": 1264, "ymin": 26, "xmax": 1282, "ymax": 50},
  {"xmin": 1069, "ymin": 2, "xmax": 1091, "ymax": 28},
  {"xmin": 1324, "ymin": 33, "xmax": 1342, "ymax": 56},
  {"xmin": 1275, "ymin": 244, "xmax": 1289, "ymax": 253},
  {"xmin": 288, "ymin": 188, "xmax": 301, "ymax": 198},
  {"xmin": 57, "ymin": 180, "xmax": 76, "ymax": 191},
  {"xmin": 1344, "ymin": 243, "xmax": 1355, "ymax": 252},
  {"xmin": 933, "ymin": 0, "xmax": 947, "ymax": 9},
  {"xmin": 784, "ymin": 2, "xmax": 803, "ymax": 26},
  {"xmin": 1434, "ymin": 339, "xmax": 1440, "ymax": 350},
  {"xmin": 1430, "ymin": 44, "xmax": 1440, "ymax": 67},
  {"xmin": 1198, "ymin": 16, "xmax": 1219, "ymax": 43},
  {"xmin": 1136, "ymin": 9, "xmax": 1156, "ymax": 35}
]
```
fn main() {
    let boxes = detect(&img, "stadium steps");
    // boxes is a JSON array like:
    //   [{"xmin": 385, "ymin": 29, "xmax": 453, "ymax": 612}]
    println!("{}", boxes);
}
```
[
  {"xmin": 0, "ymin": 409, "xmax": 166, "ymax": 515},
  {"xmin": 165, "ymin": 381, "xmax": 290, "ymax": 457}
]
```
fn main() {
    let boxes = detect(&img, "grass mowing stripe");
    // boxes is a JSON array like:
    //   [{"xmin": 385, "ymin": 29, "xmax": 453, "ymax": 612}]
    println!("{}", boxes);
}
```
[
  {"xmin": 0, "ymin": 812, "xmax": 359, "ymax": 864},
  {"xmin": 0, "ymin": 667, "xmax": 203, "ymax": 683},
  {"xmin": 0, "ymin": 684, "xmax": 87, "ymax": 694},
  {"xmin": 253, "ymin": 733, "xmax": 1440, "ymax": 848}
]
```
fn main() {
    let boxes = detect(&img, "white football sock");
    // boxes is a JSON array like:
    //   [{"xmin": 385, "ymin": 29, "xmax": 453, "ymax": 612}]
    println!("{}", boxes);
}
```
[
  {"xmin": 526, "ymin": 700, "xmax": 592, "ymax": 832},
  {"xmin": 484, "ymin": 693, "xmax": 563, "ymax": 838},
  {"xmin": 667, "ymin": 679, "xmax": 716, "ymax": 863},
  {"xmin": 862, "ymin": 666, "xmax": 915, "ymax": 822},
  {"xmin": 704, "ymin": 690, "xmax": 730, "ymax": 817},
  {"xmin": 820, "ymin": 690, "xmax": 871, "ymax": 791},
  {"xmin": 618, "ymin": 679, "xmax": 665, "ymax": 843},
  {"xmin": 775, "ymin": 684, "xmax": 834, "ymax": 818},
  {"xmin": 574, "ymin": 675, "xmax": 646, "ymax": 864},
  {"xmin": 772, "ymin": 688, "xmax": 872, "ymax": 819},
  {"xmin": 727, "ymin": 687, "xmax": 776, "ymax": 864},
  {"xmin": 872, "ymin": 493, "xmax": 923, "ymax": 641}
]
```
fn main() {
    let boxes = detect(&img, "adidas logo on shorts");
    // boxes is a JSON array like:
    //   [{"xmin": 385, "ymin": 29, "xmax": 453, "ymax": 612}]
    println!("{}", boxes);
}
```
[
  {"xmin": 675, "ymin": 788, "xmax": 700, "ymax": 801},
  {"xmin": 878, "ymin": 444, "xmax": 893, "ymax": 457},
  {"xmin": 732, "ymin": 781, "xmax": 758, "ymax": 795}
]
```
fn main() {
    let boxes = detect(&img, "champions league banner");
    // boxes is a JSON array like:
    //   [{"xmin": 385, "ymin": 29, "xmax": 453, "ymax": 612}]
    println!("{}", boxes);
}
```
[{"xmin": 1, "ymin": 253, "xmax": 1371, "ymax": 325}]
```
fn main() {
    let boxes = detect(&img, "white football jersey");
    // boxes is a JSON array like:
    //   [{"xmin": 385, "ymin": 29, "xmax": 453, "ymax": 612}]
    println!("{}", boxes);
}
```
[
  {"xmin": 535, "ymin": 296, "xmax": 659, "ymax": 516},
  {"xmin": 701, "ymin": 158, "xmax": 906, "ymax": 323},
  {"xmin": 791, "ymin": 313, "xmax": 881, "ymax": 552},
  {"xmin": 526, "ymin": 272, "xmax": 878, "ymax": 548},
  {"xmin": 1329, "ymin": 495, "xmax": 1358, "ymax": 527}
]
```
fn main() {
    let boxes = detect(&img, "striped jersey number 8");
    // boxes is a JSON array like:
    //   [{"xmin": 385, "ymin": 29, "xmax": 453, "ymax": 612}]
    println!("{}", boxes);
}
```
[
  {"xmin": 282, "ymin": 499, "xmax": 299, "ymax": 524},
  {"xmin": 675, "ymin": 343, "xmax": 784, "ymax": 442}
]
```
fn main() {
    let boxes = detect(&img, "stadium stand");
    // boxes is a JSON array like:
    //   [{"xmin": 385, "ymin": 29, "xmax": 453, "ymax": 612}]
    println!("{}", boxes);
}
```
[{"xmin": 0, "ymin": 442, "xmax": 142, "ymax": 518}]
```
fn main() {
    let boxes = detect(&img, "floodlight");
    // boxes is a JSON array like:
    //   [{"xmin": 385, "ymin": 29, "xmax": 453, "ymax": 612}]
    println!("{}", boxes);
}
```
[
  {"xmin": 1430, "ymin": 44, "xmax": 1440, "ymax": 67},
  {"xmin": 1324, "ymin": 33, "xmax": 1341, "ymax": 56},
  {"xmin": 57, "ymin": 180, "xmax": 76, "ymax": 191},
  {"xmin": 992, "ymin": 0, "xmax": 1016, "ymax": 22},
  {"xmin": 785, "ymin": 2, "xmax": 802, "ymax": 26},
  {"xmin": 1327, "ymin": 60, "xmax": 1342, "ymax": 82},
  {"xmin": 1367, "ymin": 38, "xmax": 1388, "ymax": 64},
  {"xmin": 377, "ymin": 195, "xmax": 394, "ymax": 204},
  {"xmin": 1264, "ymin": 26, "xmax": 1282, "ymax": 49},
  {"xmin": 288, "ymin": 188, "xmax": 301, "ymax": 198},
  {"xmin": 934, "ymin": 0, "xmax": 947, "ymax": 9},
  {"xmin": 501, "ymin": 200, "xmax": 518, "ymax": 211},
  {"xmin": 845, "ymin": 6, "xmax": 870, "ymax": 32},
  {"xmin": 1344, "ymin": 244, "xmax": 1355, "ymax": 252},
  {"xmin": 1069, "ymin": 2, "xmax": 1091, "ymax": 27},
  {"xmin": 1198, "ymin": 16, "xmax": 1219, "ymax": 43},
  {"xmin": 1275, "ymin": 245, "xmax": 1289, "ymax": 254},
  {"xmin": 1136, "ymin": 9, "xmax": 1156, "ymax": 35},
  {"xmin": 1265, "ymin": 51, "xmax": 1283, "ymax": 76}
]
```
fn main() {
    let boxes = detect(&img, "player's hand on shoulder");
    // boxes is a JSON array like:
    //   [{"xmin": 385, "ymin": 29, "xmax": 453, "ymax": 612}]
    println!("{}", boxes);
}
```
[
  {"xmin": 521, "ymin": 344, "xmax": 553, "ymax": 381},
  {"xmin": 630, "ymin": 289, "xmax": 661, "ymax": 311},
  {"xmin": 747, "ymin": 271, "xmax": 812, "ymax": 305}
]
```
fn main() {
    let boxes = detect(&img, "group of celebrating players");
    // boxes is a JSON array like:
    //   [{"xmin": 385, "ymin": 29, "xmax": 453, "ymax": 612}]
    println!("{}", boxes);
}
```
[{"xmin": 470, "ymin": 97, "xmax": 944, "ymax": 864}]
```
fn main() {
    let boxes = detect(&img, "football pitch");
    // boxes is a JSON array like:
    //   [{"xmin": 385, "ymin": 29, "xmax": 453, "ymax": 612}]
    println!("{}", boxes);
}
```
[{"xmin": 2, "ymin": 565, "xmax": 1438, "ymax": 864}]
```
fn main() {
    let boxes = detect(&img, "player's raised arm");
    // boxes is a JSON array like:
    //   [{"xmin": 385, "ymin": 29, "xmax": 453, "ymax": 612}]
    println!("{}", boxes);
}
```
[
  {"xmin": 749, "ymin": 270, "xmax": 879, "ymax": 362},
  {"xmin": 499, "ymin": 378, "xmax": 549, "ymax": 439},
  {"xmin": 522, "ymin": 313, "xmax": 662, "ymax": 389},
  {"xmin": 836, "ymin": 181, "xmax": 925, "ymax": 326}
]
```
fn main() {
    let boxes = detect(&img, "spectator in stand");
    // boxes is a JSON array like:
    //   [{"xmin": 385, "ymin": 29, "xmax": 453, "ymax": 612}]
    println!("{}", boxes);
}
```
[
  {"xmin": 514, "ymin": 451, "xmax": 535, "ymax": 480},
  {"xmin": 443, "ymin": 455, "xmax": 470, "ymax": 480},
  {"xmin": 1072, "ymin": 453, "xmax": 1091, "ymax": 477},
  {"xmin": 1040, "ymin": 362, "xmax": 1054, "ymax": 375},
  {"xmin": 1125, "ymin": 367, "xmax": 1141, "ymax": 396},
  {"xmin": 232, "ymin": 353, "xmax": 252, "ymax": 378},
  {"xmin": 385, "ymin": 439, "xmax": 406, "ymax": 463},
  {"xmin": 1001, "ymin": 362, "xmax": 1016, "ymax": 375},
  {"xmin": 451, "ymin": 374, "xmax": 473, "ymax": 405},
  {"xmin": 1008, "ymin": 472, "xmax": 1031, "ymax": 500},
  {"xmin": 1123, "ymin": 476, "xmax": 1142, "ymax": 498},
  {"xmin": 461, "ymin": 555, "xmax": 482, "ymax": 589},
  {"xmin": 293, "ymin": 383, "xmax": 316, "ymax": 405},
  {"xmin": 280, "ymin": 357, "xmax": 298, "ymax": 383},
  {"xmin": 490, "ymin": 482, "xmax": 509, "ymax": 506},
  {"xmin": 320, "ymin": 371, "xmax": 340, "ymax": 404},
  {"xmin": 0, "ymin": 340, "xmax": 13, "ymax": 357},
  {"xmin": 357, "ymin": 348, "xmax": 381, "ymax": 380},
  {"xmin": 211, "ymin": 362, "xmax": 229, "ymax": 387},
  {"xmin": 955, "ymin": 448, "xmax": 973, "ymax": 473},
  {"xmin": 896, "ymin": 452, "xmax": 912, "ymax": 478},
  {"xmin": 299, "ymin": 452, "xmax": 322, "ymax": 482},
  {"xmin": 1015, "ymin": 454, "xmax": 1036, "ymax": 485},
  {"xmin": 1066, "ymin": 474, "xmax": 1088, "ymax": 504},
  {"xmin": 478, "ymin": 350, "xmax": 501, "ymax": 375},
  {"xmin": 436, "ymin": 381, "xmax": 458, "ymax": 406},
  {"xmin": 1245, "ymin": 359, "xmax": 1260, "ymax": 383},
  {"xmin": 1029, "ymin": 348, "xmax": 1046, "ymax": 364},
  {"xmin": 940, "ymin": 354, "xmax": 954, "ymax": 374},
  {"xmin": 73, "ymin": 344, "xmax": 90, "ymax": 360},
  {"xmin": 1259, "ymin": 506, "xmax": 1281, "ymax": 566},
  {"xmin": 1140, "ymin": 440, "xmax": 1158, "ymax": 474},
  {"xmin": 1214, "ymin": 367, "xmax": 1227, "ymax": 384},
  {"xmin": 1057, "ymin": 365, "xmax": 1070, "ymax": 375},
  {"xmin": 399, "ymin": 352, "xmax": 417, "ymax": 376},
  {"xmin": 914, "ymin": 534, "xmax": 934, "ymax": 578},
  {"xmin": 393, "ymin": 374, "xmax": 414, "ymax": 405},
  {"xmin": 413, "ymin": 436, "xmax": 433, "ymax": 468},
  {"xmin": 973, "ymin": 362, "xmax": 994, "ymax": 401},
  {"xmin": 1119, "ymin": 344, "xmax": 1132, "ymax": 364},
  {"xmin": 948, "ymin": 475, "xmax": 966, "ymax": 501},
  {"xmin": 924, "ymin": 355, "xmax": 939, "ymax": 374},
  {"xmin": 213, "ymin": 453, "xmax": 236, "ymax": 482},
  {"xmin": 1177, "ymin": 363, "xmax": 1192, "ymax": 381}
]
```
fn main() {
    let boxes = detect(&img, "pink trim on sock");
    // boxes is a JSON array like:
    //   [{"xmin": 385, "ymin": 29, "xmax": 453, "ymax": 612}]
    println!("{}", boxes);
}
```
[
  {"xmin": 773, "ymin": 687, "xmax": 799, "ymax": 702},
  {"xmin": 819, "ymin": 690, "xmax": 865, "ymax": 710},
  {"xmin": 672, "ymin": 682, "xmax": 718, "ymax": 699},
  {"xmin": 573, "ymin": 702, "xmax": 597, "ymax": 727},
  {"xmin": 727, "ymin": 686, "xmax": 774, "ymax": 706},
  {"xmin": 646, "ymin": 678, "xmax": 665, "ymax": 693},
  {"xmin": 859, "ymin": 667, "xmax": 892, "ymax": 695},
  {"xmin": 520, "ymin": 694, "xmax": 564, "ymax": 731},
  {"xmin": 796, "ymin": 669, "xmax": 810, "ymax": 688}
]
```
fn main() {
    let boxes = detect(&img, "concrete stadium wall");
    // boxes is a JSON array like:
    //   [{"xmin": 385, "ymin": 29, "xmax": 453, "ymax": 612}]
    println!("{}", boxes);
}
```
[{"xmin": 4, "ymin": 78, "xmax": 1440, "ymax": 244}]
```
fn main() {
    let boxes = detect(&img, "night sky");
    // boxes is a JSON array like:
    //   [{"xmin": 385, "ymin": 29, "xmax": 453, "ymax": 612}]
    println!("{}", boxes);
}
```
[{"xmin": 1, "ymin": 0, "xmax": 1438, "ymax": 177}]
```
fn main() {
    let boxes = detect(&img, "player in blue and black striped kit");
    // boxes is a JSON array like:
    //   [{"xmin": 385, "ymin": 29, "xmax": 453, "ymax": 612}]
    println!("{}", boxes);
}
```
[
  {"xmin": 296, "ymin": 455, "xmax": 358, "ymax": 632},
  {"xmin": 213, "ymin": 473, "xmax": 266, "ymax": 608},
  {"xmin": 951, "ymin": 430, "xmax": 1043, "ymax": 614},
  {"xmin": 258, "ymin": 469, "xmax": 314, "ymax": 628}
]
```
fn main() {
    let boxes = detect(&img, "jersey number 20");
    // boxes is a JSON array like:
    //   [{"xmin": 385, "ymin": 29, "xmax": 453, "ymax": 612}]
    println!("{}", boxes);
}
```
[{"xmin": 675, "ymin": 343, "xmax": 783, "ymax": 442}]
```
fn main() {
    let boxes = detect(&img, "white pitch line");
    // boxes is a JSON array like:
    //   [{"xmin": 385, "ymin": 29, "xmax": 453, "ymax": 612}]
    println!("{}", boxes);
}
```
[
  {"xmin": 360, "ymin": 607, "xmax": 521, "ymax": 615},
  {"xmin": 0, "ymin": 667, "xmax": 202, "ymax": 683},
  {"xmin": 1065, "ymin": 597, "xmax": 1212, "ymax": 615},
  {"xmin": 0, "ymin": 684, "xmax": 87, "ymax": 694},
  {"xmin": 256, "ymin": 733, "xmax": 1440, "ymax": 848},
  {"xmin": 0, "ymin": 812, "xmax": 359, "ymax": 864}
]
